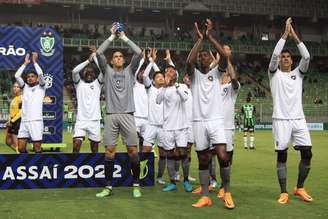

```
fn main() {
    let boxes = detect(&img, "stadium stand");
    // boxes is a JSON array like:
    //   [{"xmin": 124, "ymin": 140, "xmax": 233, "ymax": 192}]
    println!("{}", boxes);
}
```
[{"xmin": 0, "ymin": 1, "xmax": 327, "ymax": 123}]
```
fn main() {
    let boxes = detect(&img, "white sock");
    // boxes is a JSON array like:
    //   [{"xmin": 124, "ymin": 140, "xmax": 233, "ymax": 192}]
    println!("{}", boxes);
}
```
[
  {"xmin": 250, "ymin": 136, "xmax": 255, "ymax": 148},
  {"xmin": 243, "ymin": 136, "xmax": 248, "ymax": 148}
]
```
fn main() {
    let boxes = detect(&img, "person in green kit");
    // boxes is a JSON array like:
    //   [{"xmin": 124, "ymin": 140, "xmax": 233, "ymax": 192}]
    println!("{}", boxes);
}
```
[
  {"xmin": 241, "ymin": 97, "xmax": 256, "ymax": 149},
  {"xmin": 234, "ymin": 109, "xmax": 241, "ymax": 132},
  {"xmin": 67, "ymin": 110, "xmax": 74, "ymax": 133}
]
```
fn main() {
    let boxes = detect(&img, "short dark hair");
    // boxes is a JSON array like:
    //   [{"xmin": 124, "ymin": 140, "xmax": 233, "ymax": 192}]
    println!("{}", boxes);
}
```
[
  {"xmin": 199, "ymin": 50, "xmax": 210, "ymax": 55},
  {"xmin": 26, "ymin": 71, "xmax": 38, "ymax": 76},
  {"xmin": 246, "ymin": 97, "xmax": 251, "ymax": 102},
  {"xmin": 111, "ymin": 50, "xmax": 124, "ymax": 58},
  {"xmin": 153, "ymin": 71, "xmax": 164, "ymax": 80},
  {"xmin": 165, "ymin": 65, "xmax": 176, "ymax": 72},
  {"xmin": 281, "ymin": 49, "xmax": 292, "ymax": 56}
]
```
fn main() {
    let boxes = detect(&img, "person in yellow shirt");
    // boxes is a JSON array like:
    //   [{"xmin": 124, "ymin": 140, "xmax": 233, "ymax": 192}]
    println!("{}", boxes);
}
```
[{"xmin": 5, "ymin": 82, "xmax": 22, "ymax": 153}]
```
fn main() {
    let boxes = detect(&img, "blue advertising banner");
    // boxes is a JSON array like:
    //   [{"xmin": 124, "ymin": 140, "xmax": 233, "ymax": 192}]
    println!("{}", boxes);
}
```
[
  {"xmin": 0, "ymin": 152, "xmax": 154, "ymax": 189},
  {"xmin": 0, "ymin": 26, "xmax": 63, "ymax": 143}
]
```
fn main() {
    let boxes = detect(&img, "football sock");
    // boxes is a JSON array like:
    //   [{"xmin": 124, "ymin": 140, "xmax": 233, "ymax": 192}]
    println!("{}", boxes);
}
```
[
  {"xmin": 104, "ymin": 157, "xmax": 114, "ymax": 187},
  {"xmin": 277, "ymin": 162, "xmax": 287, "ymax": 193},
  {"xmin": 209, "ymin": 156, "xmax": 217, "ymax": 181},
  {"xmin": 181, "ymin": 155, "xmax": 190, "ymax": 181},
  {"xmin": 157, "ymin": 156, "xmax": 166, "ymax": 178},
  {"xmin": 297, "ymin": 160, "xmax": 311, "ymax": 188},
  {"xmin": 167, "ymin": 158, "xmax": 176, "ymax": 183},
  {"xmin": 250, "ymin": 136, "xmax": 255, "ymax": 148},
  {"xmin": 130, "ymin": 155, "xmax": 140, "ymax": 185},
  {"xmin": 199, "ymin": 170, "xmax": 210, "ymax": 196},
  {"xmin": 220, "ymin": 166, "xmax": 231, "ymax": 192},
  {"xmin": 243, "ymin": 135, "xmax": 248, "ymax": 148}
]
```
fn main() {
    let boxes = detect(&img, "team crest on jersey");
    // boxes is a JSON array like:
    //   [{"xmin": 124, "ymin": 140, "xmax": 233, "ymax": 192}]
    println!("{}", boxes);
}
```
[
  {"xmin": 222, "ymin": 87, "xmax": 228, "ymax": 96},
  {"xmin": 43, "ymin": 73, "xmax": 53, "ymax": 89},
  {"xmin": 208, "ymin": 76, "xmax": 213, "ymax": 81},
  {"xmin": 90, "ymin": 85, "xmax": 94, "ymax": 90},
  {"xmin": 291, "ymin": 75, "xmax": 296, "ymax": 80},
  {"xmin": 40, "ymin": 32, "xmax": 55, "ymax": 57}
]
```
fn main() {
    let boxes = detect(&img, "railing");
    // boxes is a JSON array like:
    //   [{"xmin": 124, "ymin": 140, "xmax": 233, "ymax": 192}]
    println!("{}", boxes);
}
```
[
  {"xmin": 43, "ymin": 0, "xmax": 328, "ymax": 18},
  {"xmin": 62, "ymin": 38, "xmax": 328, "ymax": 56}
]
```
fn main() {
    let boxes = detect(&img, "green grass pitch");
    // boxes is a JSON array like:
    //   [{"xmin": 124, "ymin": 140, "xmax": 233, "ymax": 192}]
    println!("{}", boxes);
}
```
[{"xmin": 0, "ymin": 130, "xmax": 327, "ymax": 219}]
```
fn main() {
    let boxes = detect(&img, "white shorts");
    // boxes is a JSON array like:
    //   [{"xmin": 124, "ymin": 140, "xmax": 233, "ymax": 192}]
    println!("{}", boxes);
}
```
[
  {"xmin": 224, "ymin": 129, "xmax": 235, "ymax": 152},
  {"xmin": 193, "ymin": 119, "xmax": 227, "ymax": 151},
  {"xmin": 18, "ymin": 120, "xmax": 43, "ymax": 141},
  {"xmin": 187, "ymin": 126, "xmax": 194, "ymax": 144},
  {"xmin": 74, "ymin": 120, "xmax": 101, "ymax": 142},
  {"xmin": 135, "ymin": 117, "xmax": 148, "ymax": 138},
  {"xmin": 272, "ymin": 119, "xmax": 312, "ymax": 151},
  {"xmin": 143, "ymin": 124, "xmax": 164, "ymax": 147},
  {"xmin": 162, "ymin": 128, "xmax": 188, "ymax": 150}
]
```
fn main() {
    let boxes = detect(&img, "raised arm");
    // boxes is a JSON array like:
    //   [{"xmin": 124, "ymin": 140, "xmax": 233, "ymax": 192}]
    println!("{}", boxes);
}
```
[
  {"xmin": 186, "ymin": 22, "xmax": 204, "ymax": 76},
  {"xmin": 134, "ymin": 49, "xmax": 145, "ymax": 80},
  {"xmin": 290, "ymin": 26, "xmax": 310, "ymax": 73},
  {"xmin": 164, "ymin": 49, "xmax": 175, "ymax": 67},
  {"xmin": 32, "ymin": 52, "xmax": 45, "ymax": 86},
  {"xmin": 143, "ymin": 63, "xmax": 153, "ymax": 89},
  {"xmin": 269, "ymin": 18, "xmax": 292, "ymax": 73},
  {"xmin": 150, "ymin": 48, "xmax": 160, "ymax": 72},
  {"xmin": 97, "ymin": 25, "xmax": 116, "ymax": 55},
  {"xmin": 205, "ymin": 19, "xmax": 227, "ymax": 67},
  {"xmin": 227, "ymin": 57, "xmax": 240, "ymax": 90},
  {"xmin": 93, "ymin": 57, "xmax": 104, "ymax": 84},
  {"xmin": 209, "ymin": 51, "xmax": 220, "ymax": 69},
  {"xmin": 15, "ymin": 54, "xmax": 29, "ymax": 88},
  {"xmin": 72, "ymin": 60, "xmax": 89, "ymax": 84},
  {"xmin": 117, "ymin": 30, "xmax": 142, "ymax": 73},
  {"xmin": 96, "ymin": 25, "xmax": 116, "ymax": 73}
]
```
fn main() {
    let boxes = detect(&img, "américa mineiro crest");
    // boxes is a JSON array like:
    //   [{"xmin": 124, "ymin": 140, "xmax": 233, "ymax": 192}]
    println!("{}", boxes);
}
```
[{"xmin": 40, "ymin": 32, "xmax": 55, "ymax": 56}]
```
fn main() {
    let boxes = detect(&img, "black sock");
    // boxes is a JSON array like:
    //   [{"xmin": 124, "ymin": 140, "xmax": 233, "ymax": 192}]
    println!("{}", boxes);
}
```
[
  {"xmin": 297, "ymin": 160, "xmax": 311, "ymax": 188},
  {"xmin": 130, "ymin": 155, "xmax": 140, "ymax": 186},
  {"xmin": 220, "ymin": 166, "xmax": 231, "ymax": 192},
  {"xmin": 157, "ymin": 156, "xmax": 166, "ymax": 178},
  {"xmin": 181, "ymin": 155, "xmax": 190, "ymax": 182},
  {"xmin": 167, "ymin": 158, "xmax": 176, "ymax": 183},
  {"xmin": 277, "ymin": 162, "xmax": 287, "ymax": 193},
  {"xmin": 104, "ymin": 157, "xmax": 114, "ymax": 187}
]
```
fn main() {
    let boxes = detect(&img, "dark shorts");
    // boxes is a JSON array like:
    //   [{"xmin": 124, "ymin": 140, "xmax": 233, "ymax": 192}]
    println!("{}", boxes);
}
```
[
  {"xmin": 8, "ymin": 119, "xmax": 21, "ymax": 135},
  {"xmin": 243, "ymin": 119, "xmax": 255, "ymax": 132}
]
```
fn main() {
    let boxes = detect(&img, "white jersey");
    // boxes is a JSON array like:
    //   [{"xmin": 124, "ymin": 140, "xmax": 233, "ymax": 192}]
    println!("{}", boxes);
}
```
[
  {"xmin": 269, "ymin": 68, "xmax": 305, "ymax": 119},
  {"xmin": 221, "ymin": 82, "xmax": 240, "ymax": 129},
  {"xmin": 147, "ymin": 85, "xmax": 163, "ymax": 125},
  {"xmin": 191, "ymin": 66, "xmax": 224, "ymax": 121},
  {"xmin": 76, "ymin": 80, "xmax": 102, "ymax": 121},
  {"xmin": 157, "ymin": 84, "xmax": 189, "ymax": 131},
  {"xmin": 21, "ymin": 84, "xmax": 45, "ymax": 122},
  {"xmin": 133, "ymin": 81, "xmax": 148, "ymax": 119},
  {"xmin": 185, "ymin": 87, "xmax": 193, "ymax": 127}
]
